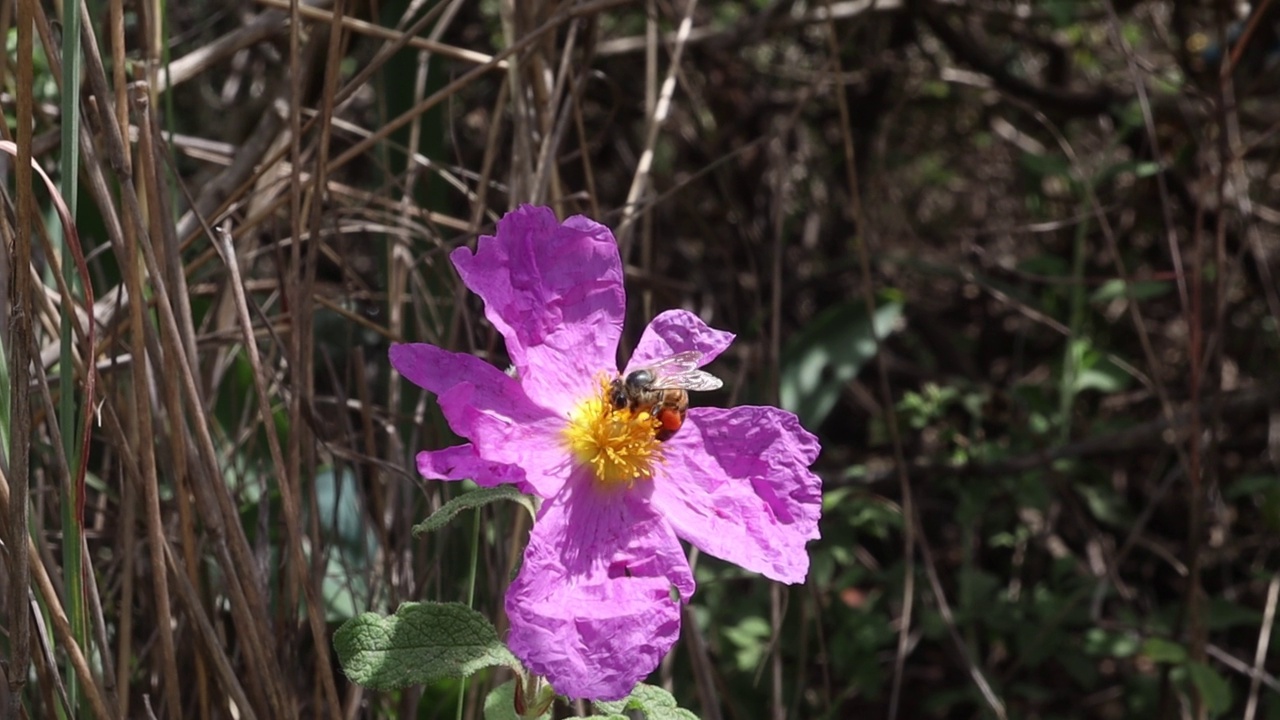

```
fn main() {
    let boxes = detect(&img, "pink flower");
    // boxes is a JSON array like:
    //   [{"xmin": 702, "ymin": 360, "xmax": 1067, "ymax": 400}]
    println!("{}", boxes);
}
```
[{"xmin": 389, "ymin": 205, "xmax": 822, "ymax": 701}]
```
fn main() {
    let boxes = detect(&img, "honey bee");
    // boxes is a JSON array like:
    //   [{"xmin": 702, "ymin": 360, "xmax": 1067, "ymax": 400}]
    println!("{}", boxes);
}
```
[{"xmin": 609, "ymin": 350, "xmax": 723, "ymax": 441}]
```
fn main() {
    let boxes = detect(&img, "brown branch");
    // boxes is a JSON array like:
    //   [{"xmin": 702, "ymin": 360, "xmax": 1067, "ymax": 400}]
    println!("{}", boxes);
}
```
[{"xmin": 920, "ymin": 1, "xmax": 1117, "ymax": 116}]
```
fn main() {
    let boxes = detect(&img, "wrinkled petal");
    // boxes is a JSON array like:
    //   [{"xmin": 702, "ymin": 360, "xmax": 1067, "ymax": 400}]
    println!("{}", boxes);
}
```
[
  {"xmin": 390, "ymin": 343, "xmax": 568, "ymax": 498},
  {"xmin": 651, "ymin": 406, "xmax": 822, "ymax": 584},
  {"xmin": 452, "ymin": 205, "xmax": 625, "ymax": 409},
  {"xmin": 417, "ymin": 444, "xmax": 532, "ymax": 492},
  {"xmin": 626, "ymin": 309, "xmax": 735, "ymax": 373},
  {"xmin": 505, "ymin": 475, "xmax": 694, "ymax": 700}
]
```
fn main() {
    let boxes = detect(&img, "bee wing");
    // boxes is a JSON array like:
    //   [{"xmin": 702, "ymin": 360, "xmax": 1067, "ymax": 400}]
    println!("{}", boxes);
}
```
[
  {"xmin": 637, "ymin": 350, "xmax": 700, "ymax": 374},
  {"xmin": 643, "ymin": 351, "xmax": 724, "ymax": 392},
  {"xmin": 651, "ymin": 369, "xmax": 723, "ymax": 392}
]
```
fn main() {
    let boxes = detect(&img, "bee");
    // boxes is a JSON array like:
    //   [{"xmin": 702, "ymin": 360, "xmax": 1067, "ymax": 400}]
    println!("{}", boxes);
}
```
[{"xmin": 609, "ymin": 350, "xmax": 723, "ymax": 441}]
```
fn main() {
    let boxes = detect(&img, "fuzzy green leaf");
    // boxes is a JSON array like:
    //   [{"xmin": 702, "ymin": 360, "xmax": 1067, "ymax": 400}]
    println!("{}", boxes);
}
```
[
  {"xmin": 592, "ymin": 683, "xmax": 700, "ymax": 720},
  {"xmin": 334, "ymin": 601, "xmax": 519, "ymax": 690},
  {"xmin": 413, "ymin": 485, "xmax": 536, "ymax": 536}
]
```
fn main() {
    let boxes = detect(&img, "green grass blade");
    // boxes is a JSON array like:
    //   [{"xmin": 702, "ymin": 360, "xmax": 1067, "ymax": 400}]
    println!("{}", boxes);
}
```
[{"xmin": 59, "ymin": 0, "xmax": 86, "ymax": 713}]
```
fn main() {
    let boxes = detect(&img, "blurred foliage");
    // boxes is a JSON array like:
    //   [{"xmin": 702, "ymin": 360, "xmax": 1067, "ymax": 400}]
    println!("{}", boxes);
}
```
[{"xmin": 3, "ymin": 0, "xmax": 1280, "ymax": 718}]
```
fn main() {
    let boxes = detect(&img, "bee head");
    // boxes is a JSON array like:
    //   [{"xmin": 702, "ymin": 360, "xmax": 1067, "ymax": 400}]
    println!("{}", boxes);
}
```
[{"xmin": 607, "ymin": 378, "xmax": 630, "ymax": 409}]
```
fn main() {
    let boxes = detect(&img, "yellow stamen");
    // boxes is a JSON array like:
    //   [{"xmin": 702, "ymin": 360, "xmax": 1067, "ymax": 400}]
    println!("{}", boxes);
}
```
[{"xmin": 563, "ymin": 379, "xmax": 662, "ymax": 489}]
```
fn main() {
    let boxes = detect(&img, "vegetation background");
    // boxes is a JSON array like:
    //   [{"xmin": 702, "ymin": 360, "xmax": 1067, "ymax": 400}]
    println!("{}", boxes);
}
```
[{"xmin": 2, "ymin": 0, "xmax": 1279, "ymax": 718}]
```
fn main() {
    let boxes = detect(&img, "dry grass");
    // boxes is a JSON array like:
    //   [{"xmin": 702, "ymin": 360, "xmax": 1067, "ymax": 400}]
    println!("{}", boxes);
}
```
[{"xmin": 3, "ymin": 0, "xmax": 1280, "ymax": 718}]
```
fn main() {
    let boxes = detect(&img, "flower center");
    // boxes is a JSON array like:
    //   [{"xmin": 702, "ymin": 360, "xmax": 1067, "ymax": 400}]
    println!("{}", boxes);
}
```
[{"xmin": 563, "ymin": 379, "xmax": 662, "ymax": 489}]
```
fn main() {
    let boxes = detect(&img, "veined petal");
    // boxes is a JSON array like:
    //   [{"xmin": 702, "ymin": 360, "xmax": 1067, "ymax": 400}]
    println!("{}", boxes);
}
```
[
  {"xmin": 451, "ymin": 205, "xmax": 625, "ymax": 409},
  {"xmin": 390, "ymin": 343, "xmax": 568, "ymax": 498},
  {"xmin": 417, "ymin": 444, "xmax": 531, "ymax": 492},
  {"xmin": 651, "ymin": 407, "xmax": 822, "ymax": 584},
  {"xmin": 390, "ymin": 342, "xmax": 528, "ymax": 405},
  {"xmin": 505, "ymin": 476, "xmax": 694, "ymax": 701},
  {"xmin": 626, "ymin": 309, "xmax": 735, "ymax": 373}
]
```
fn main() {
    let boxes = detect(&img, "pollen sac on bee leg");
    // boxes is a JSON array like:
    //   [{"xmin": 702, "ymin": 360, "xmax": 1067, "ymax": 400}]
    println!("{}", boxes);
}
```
[{"xmin": 654, "ymin": 405, "xmax": 686, "ymax": 442}]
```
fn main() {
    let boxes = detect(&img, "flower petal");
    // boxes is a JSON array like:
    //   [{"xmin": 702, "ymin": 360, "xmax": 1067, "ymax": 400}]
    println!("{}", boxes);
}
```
[
  {"xmin": 505, "ymin": 476, "xmax": 694, "ymax": 700},
  {"xmin": 417, "ymin": 444, "xmax": 531, "ymax": 491},
  {"xmin": 390, "ymin": 343, "xmax": 568, "ymax": 498},
  {"xmin": 651, "ymin": 406, "xmax": 822, "ymax": 584},
  {"xmin": 451, "ymin": 205, "xmax": 625, "ymax": 408},
  {"xmin": 626, "ymin": 309, "xmax": 735, "ymax": 372}
]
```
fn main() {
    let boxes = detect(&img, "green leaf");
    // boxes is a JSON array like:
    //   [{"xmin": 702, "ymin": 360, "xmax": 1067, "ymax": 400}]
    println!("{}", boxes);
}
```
[
  {"xmin": 1203, "ymin": 598, "xmax": 1262, "ymax": 630},
  {"xmin": 1018, "ymin": 150, "xmax": 1071, "ymax": 181},
  {"xmin": 1141, "ymin": 637, "xmax": 1186, "ymax": 664},
  {"xmin": 1186, "ymin": 661, "xmax": 1232, "ymax": 714},
  {"xmin": 413, "ymin": 485, "xmax": 536, "ymax": 536},
  {"xmin": 484, "ymin": 680, "xmax": 552, "ymax": 720},
  {"xmin": 1089, "ymin": 278, "xmax": 1172, "ymax": 304},
  {"xmin": 722, "ymin": 616, "xmax": 771, "ymax": 672},
  {"xmin": 314, "ymin": 466, "xmax": 376, "ymax": 561},
  {"xmin": 311, "ymin": 466, "xmax": 378, "ymax": 621},
  {"xmin": 1223, "ymin": 474, "xmax": 1278, "ymax": 500},
  {"xmin": 319, "ymin": 550, "xmax": 369, "ymax": 622},
  {"xmin": 1070, "ymin": 346, "xmax": 1131, "ymax": 395},
  {"xmin": 592, "ymin": 683, "xmax": 700, "ymax": 719},
  {"xmin": 334, "ymin": 601, "xmax": 520, "ymax": 690},
  {"xmin": 780, "ymin": 296, "xmax": 904, "ymax": 429},
  {"xmin": 1074, "ymin": 483, "xmax": 1128, "ymax": 527},
  {"xmin": 1082, "ymin": 627, "xmax": 1140, "ymax": 658}
]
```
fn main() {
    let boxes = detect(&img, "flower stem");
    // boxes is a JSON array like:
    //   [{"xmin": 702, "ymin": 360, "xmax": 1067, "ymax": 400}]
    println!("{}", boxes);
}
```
[{"xmin": 458, "ymin": 506, "xmax": 483, "ymax": 720}]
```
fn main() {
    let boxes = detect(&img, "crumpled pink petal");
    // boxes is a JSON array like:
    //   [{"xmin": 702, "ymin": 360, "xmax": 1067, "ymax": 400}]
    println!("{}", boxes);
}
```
[
  {"xmin": 626, "ymin": 309, "xmax": 735, "ymax": 373},
  {"xmin": 505, "ymin": 475, "xmax": 695, "ymax": 701},
  {"xmin": 651, "ymin": 406, "xmax": 822, "ymax": 584},
  {"xmin": 451, "ymin": 205, "xmax": 625, "ymax": 409},
  {"xmin": 390, "ymin": 343, "xmax": 568, "ymax": 498},
  {"xmin": 417, "ymin": 444, "xmax": 530, "ymax": 492}
]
